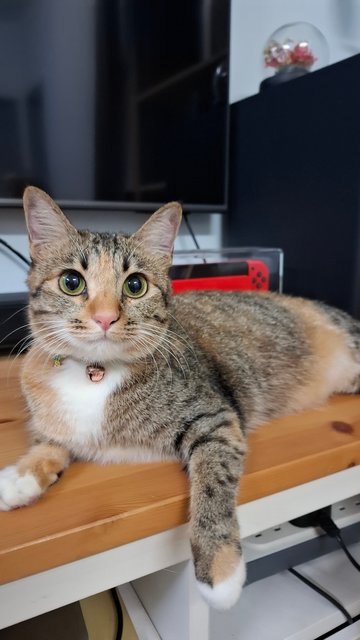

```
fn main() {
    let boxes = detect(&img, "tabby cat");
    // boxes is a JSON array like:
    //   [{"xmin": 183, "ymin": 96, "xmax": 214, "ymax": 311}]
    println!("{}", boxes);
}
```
[{"xmin": 1, "ymin": 186, "xmax": 360, "ymax": 610}]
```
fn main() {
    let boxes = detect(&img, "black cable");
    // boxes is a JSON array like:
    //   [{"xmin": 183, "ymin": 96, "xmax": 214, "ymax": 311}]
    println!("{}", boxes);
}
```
[
  {"xmin": 335, "ymin": 532, "xmax": 360, "ymax": 572},
  {"xmin": 0, "ymin": 237, "xmax": 30, "ymax": 266},
  {"xmin": 183, "ymin": 212, "xmax": 201, "ymax": 250},
  {"xmin": 316, "ymin": 615, "xmax": 360, "ymax": 640},
  {"xmin": 288, "ymin": 567, "xmax": 353, "ymax": 625},
  {"xmin": 291, "ymin": 508, "xmax": 360, "ymax": 574},
  {"xmin": 110, "ymin": 588, "xmax": 124, "ymax": 640},
  {"xmin": 317, "ymin": 511, "xmax": 360, "ymax": 573},
  {"xmin": 183, "ymin": 212, "xmax": 208, "ymax": 265}
]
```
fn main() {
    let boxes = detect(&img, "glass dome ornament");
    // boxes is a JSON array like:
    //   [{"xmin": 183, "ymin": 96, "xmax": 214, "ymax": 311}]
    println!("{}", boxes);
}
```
[{"xmin": 260, "ymin": 22, "xmax": 329, "ymax": 91}]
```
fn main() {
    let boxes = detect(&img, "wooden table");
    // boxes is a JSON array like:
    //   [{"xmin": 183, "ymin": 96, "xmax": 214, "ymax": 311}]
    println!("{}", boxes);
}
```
[{"xmin": 1, "ymin": 355, "xmax": 360, "ymax": 633}]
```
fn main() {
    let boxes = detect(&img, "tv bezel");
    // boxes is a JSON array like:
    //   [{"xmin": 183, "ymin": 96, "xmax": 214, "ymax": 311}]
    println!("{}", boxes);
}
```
[{"xmin": 0, "ymin": 193, "xmax": 229, "ymax": 214}]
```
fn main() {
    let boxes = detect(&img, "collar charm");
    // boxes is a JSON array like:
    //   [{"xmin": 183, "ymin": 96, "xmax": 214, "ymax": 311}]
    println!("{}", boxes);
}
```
[
  {"xmin": 52, "ymin": 355, "xmax": 63, "ymax": 367},
  {"xmin": 86, "ymin": 364, "xmax": 106, "ymax": 382},
  {"xmin": 51, "ymin": 355, "xmax": 105, "ymax": 382}
]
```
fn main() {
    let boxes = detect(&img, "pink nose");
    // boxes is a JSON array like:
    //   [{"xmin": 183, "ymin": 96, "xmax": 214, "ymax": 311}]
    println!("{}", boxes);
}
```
[{"xmin": 92, "ymin": 312, "xmax": 119, "ymax": 332}]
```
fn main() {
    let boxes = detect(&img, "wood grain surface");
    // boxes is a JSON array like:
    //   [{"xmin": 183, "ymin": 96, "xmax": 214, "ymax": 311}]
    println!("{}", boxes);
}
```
[{"xmin": 0, "ymin": 356, "xmax": 359, "ymax": 584}]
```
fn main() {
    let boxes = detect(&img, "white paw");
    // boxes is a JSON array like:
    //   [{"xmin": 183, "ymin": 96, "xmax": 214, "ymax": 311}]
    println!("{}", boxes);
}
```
[
  {"xmin": 197, "ymin": 556, "xmax": 246, "ymax": 611},
  {"xmin": 0, "ymin": 465, "xmax": 43, "ymax": 511}
]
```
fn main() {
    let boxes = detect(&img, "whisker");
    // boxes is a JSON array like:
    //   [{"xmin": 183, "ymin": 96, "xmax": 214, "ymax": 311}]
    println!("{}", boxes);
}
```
[
  {"xmin": 9, "ymin": 333, "xmax": 32, "ymax": 357},
  {"xmin": 135, "ymin": 328, "xmax": 190, "ymax": 378},
  {"xmin": 167, "ymin": 312, "xmax": 199, "ymax": 359},
  {"xmin": 0, "ymin": 304, "xmax": 28, "ymax": 326},
  {"xmin": 0, "ymin": 316, "xmax": 69, "ymax": 348},
  {"xmin": 6, "ymin": 337, "xmax": 34, "ymax": 382},
  {"xmin": 0, "ymin": 323, "xmax": 32, "ymax": 348},
  {"xmin": 140, "ymin": 318, "xmax": 197, "ymax": 363},
  {"xmin": 5, "ymin": 332, "xmax": 67, "ymax": 382},
  {"xmin": 126, "ymin": 335, "xmax": 161, "ymax": 398},
  {"xmin": 131, "ymin": 332, "xmax": 176, "ymax": 381}
]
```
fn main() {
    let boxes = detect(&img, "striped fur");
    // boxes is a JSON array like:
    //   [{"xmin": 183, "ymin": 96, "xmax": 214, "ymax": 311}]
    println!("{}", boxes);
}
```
[{"xmin": 1, "ymin": 187, "xmax": 360, "ymax": 610}]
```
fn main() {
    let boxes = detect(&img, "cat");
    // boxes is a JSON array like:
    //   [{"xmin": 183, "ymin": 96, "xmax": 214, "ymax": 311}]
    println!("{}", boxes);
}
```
[{"xmin": 1, "ymin": 185, "xmax": 360, "ymax": 610}]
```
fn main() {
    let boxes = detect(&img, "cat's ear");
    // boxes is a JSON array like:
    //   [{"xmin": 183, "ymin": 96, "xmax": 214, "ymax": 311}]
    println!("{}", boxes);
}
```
[
  {"xmin": 134, "ymin": 202, "xmax": 182, "ymax": 258},
  {"xmin": 23, "ymin": 186, "xmax": 77, "ymax": 257}
]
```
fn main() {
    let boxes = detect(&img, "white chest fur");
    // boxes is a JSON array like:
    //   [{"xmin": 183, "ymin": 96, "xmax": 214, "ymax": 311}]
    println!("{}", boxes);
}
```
[{"xmin": 49, "ymin": 359, "xmax": 128, "ymax": 444}]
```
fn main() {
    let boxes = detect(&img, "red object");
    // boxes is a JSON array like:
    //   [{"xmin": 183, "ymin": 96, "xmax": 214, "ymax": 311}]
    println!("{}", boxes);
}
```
[
  {"xmin": 172, "ymin": 259, "xmax": 269, "ymax": 294},
  {"xmin": 291, "ymin": 43, "xmax": 316, "ymax": 66}
]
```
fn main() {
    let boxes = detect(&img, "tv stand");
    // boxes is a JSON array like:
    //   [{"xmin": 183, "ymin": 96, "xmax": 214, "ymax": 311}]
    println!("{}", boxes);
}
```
[{"xmin": 0, "ymin": 355, "xmax": 359, "ymax": 637}]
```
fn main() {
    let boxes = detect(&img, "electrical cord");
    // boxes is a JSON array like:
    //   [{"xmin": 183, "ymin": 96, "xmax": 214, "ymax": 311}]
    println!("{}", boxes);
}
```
[
  {"xmin": 317, "ymin": 511, "xmax": 360, "ymax": 573},
  {"xmin": 0, "ymin": 237, "xmax": 30, "ymax": 266},
  {"xmin": 183, "ymin": 212, "xmax": 201, "ymax": 250},
  {"xmin": 289, "ymin": 507, "xmax": 360, "ymax": 629},
  {"xmin": 291, "ymin": 507, "xmax": 360, "ymax": 574},
  {"xmin": 336, "ymin": 535, "xmax": 360, "ymax": 572},
  {"xmin": 288, "ymin": 567, "xmax": 353, "ymax": 625},
  {"xmin": 110, "ymin": 588, "xmax": 124, "ymax": 640},
  {"xmin": 183, "ymin": 212, "xmax": 208, "ymax": 264}
]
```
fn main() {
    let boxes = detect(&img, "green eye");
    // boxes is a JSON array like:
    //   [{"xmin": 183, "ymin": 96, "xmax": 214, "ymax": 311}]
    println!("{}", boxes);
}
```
[
  {"xmin": 59, "ymin": 271, "xmax": 86, "ymax": 296},
  {"xmin": 123, "ymin": 274, "xmax": 148, "ymax": 298}
]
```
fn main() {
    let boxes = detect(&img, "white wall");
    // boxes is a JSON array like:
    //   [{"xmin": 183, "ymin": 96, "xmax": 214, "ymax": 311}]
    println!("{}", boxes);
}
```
[{"xmin": 230, "ymin": 0, "xmax": 360, "ymax": 103}]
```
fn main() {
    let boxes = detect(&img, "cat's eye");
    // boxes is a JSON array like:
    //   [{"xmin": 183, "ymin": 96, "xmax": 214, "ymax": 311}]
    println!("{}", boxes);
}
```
[
  {"xmin": 59, "ymin": 271, "xmax": 86, "ymax": 296},
  {"xmin": 123, "ymin": 274, "xmax": 148, "ymax": 298}
]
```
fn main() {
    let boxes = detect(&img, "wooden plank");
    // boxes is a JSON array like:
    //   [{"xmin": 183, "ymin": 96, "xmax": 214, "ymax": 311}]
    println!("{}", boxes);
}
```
[
  {"xmin": 0, "ymin": 355, "xmax": 359, "ymax": 584},
  {"xmin": 241, "ymin": 395, "xmax": 360, "ymax": 501}
]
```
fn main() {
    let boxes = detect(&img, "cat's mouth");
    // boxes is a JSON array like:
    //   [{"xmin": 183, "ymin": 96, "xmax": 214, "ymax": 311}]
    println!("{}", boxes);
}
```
[
  {"xmin": 34, "ymin": 322, "xmax": 159, "ymax": 365},
  {"xmin": 88, "ymin": 332, "xmax": 114, "ymax": 341},
  {"xmin": 64, "ymin": 328, "xmax": 148, "ymax": 364},
  {"xmin": 68, "ymin": 324, "xmax": 122, "ymax": 343}
]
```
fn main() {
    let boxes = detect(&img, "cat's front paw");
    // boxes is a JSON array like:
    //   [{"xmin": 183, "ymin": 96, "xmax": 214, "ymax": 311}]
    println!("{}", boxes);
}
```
[
  {"xmin": 196, "ymin": 548, "xmax": 246, "ymax": 611},
  {"xmin": 0, "ymin": 466, "xmax": 43, "ymax": 511}
]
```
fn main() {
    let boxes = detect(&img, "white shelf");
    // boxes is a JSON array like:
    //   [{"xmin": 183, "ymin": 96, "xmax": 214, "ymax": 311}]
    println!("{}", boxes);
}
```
[
  {"xmin": 328, "ymin": 621, "xmax": 360, "ymax": 639},
  {"xmin": 244, "ymin": 494, "xmax": 360, "ymax": 562},
  {"xmin": 210, "ymin": 543, "xmax": 360, "ymax": 640},
  {"xmin": 2, "ymin": 470, "xmax": 359, "ymax": 634}
]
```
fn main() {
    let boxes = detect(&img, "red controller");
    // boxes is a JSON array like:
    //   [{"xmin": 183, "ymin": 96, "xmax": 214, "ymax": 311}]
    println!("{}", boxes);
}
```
[{"xmin": 171, "ymin": 259, "xmax": 269, "ymax": 294}]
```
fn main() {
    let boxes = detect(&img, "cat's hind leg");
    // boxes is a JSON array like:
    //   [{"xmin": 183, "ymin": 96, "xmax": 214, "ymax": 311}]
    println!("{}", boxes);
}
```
[
  {"xmin": 0, "ymin": 443, "xmax": 69, "ymax": 510},
  {"xmin": 183, "ymin": 417, "xmax": 247, "ymax": 610}
]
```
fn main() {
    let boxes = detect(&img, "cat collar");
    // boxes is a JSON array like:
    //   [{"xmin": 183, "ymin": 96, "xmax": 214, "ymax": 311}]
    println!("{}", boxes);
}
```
[{"xmin": 52, "ymin": 355, "xmax": 105, "ymax": 382}]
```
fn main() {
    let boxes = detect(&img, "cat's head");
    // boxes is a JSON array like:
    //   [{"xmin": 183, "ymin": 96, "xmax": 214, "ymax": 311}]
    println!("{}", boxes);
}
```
[{"xmin": 23, "ymin": 187, "xmax": 182, "ymax": 363}]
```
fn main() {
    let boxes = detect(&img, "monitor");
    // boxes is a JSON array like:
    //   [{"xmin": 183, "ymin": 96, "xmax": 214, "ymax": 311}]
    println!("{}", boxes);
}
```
[{"xmin": 0, "ymin": 0, "xmax": 230, "ymax": 212}]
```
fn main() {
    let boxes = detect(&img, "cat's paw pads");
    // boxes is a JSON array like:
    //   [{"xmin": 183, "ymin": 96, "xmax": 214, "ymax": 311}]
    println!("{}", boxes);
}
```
[
  {"xmin": 197, "ymin": 554, "xmax": 246, "ymax": 611},
  {"xmin": 0, "ymin": 466, "xmax": 42, "ymax": 511}
]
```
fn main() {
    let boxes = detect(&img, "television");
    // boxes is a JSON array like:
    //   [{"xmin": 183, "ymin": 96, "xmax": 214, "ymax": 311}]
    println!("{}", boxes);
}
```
[{"xmin": 0, "ymin": 0, "xmax": 230, "ymax": 212}]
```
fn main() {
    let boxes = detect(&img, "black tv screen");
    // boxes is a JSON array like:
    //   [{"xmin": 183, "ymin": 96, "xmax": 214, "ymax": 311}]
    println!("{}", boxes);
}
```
[{"xmin": 0, "ymin": 0, "xmax": 230, "ymax": 211}]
